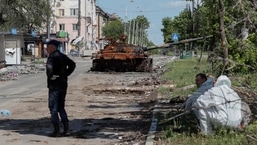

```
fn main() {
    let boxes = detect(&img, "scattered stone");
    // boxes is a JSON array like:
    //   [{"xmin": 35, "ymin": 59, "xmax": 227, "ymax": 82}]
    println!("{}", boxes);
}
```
[{"xmin": 0, "ymin": 64, "xmax": 45, "ymax": 81}]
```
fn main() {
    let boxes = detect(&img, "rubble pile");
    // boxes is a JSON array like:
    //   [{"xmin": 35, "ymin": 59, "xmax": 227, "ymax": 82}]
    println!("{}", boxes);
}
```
[{"xmin": 0, "ymin": 64, "xmax": 45, "ymax": 81}]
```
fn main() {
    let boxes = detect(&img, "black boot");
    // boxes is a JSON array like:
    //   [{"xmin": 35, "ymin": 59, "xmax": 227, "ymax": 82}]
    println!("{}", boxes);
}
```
[
  {"xmin": 63, "ymin": 122, "xmax": 70, "ymax": 136},
  {"xmin": 48, "ymin": 125, "xmax": 60, "ymax": 137}
]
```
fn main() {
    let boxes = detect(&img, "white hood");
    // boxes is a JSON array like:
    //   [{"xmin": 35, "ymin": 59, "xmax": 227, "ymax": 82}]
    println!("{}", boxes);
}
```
[
  {"xmin": 214, "ymin": 75, "xmax": 231, "ymax": 87},
  {"xmin": 193, "ymin": 75, "xmax": 244, "ymax": 135}
]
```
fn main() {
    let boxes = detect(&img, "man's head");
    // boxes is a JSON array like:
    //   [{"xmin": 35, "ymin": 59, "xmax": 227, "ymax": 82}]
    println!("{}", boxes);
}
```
[
  {"xmin": 46, "ymin": 40, "xmax": 59, "ymax": 54},
  {"xmin": 195, "ymin": 73, "xmax": 207, "ymax": 88}
]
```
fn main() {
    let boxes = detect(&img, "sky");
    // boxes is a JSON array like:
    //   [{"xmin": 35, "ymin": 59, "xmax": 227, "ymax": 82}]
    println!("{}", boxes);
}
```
[{"xmin": 96, "ymin": 0, "xmax": 191, "ymax": 45}]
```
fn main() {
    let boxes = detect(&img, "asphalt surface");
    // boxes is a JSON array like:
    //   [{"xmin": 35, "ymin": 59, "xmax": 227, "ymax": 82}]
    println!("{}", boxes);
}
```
[
  {"xmin": 0, "ymin": 57, "xmax": 90, "ymax": 106},
  {"xmin": 0, "ymin": 55, "xmax": 176, "ymax": 145}
]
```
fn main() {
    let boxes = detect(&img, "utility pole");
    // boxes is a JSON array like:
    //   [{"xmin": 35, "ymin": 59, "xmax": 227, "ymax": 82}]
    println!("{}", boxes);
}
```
[
  {"xmin": 126, "ymin": 0, "xmax": 135, "ymax": 44},
  {"xmin": 78, "ymin": 0, "xmax": 81, "ymax": 37},
  {"xmin": 47, "ymin": 0, "xmax": 50, "ymax": 41},
  {"xmin": 85, "ymin": 0, "xmax": 87, "ymax": 48},
  {"xmin": 124, "ymin": 6, "xmax": 128, "ymax": 35},
  {"xmin": 128, "ymin": 20, "xmax": 132, "ymax": 44},
  {"xmin": 76, "ymin": 0, "xmax": 81, "ymax": 57},
  {"xmin": 132, "ymin": 19, "xmax": 136, "ymax": 45},
  {"xmin": 191, "ymin": 0, "xmax": 195, "ymax": 51},
  {"xmin": 140, "ymin": 22, "xmax": 145, "ymax": 47},
  {"xmin": 135, "ymin": 22, "xmax": 138, "ymax": 45}
]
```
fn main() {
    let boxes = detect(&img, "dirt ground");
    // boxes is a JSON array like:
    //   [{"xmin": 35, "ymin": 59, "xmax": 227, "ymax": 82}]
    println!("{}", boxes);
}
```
[{"xmin": 0, "ymin": 56, "xmax": 175, "ymax": 145}]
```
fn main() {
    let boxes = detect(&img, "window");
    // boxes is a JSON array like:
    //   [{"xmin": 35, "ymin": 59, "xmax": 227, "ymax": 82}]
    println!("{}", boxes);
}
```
[
  {"xmin": 58, "ymin": 9, "xmax": 64, "ymax": 16},
  {"xmin": 70, "ymin": 8, "xmax": 78, "ymax": 16},
  {"xmin": 72, "ymin": 24, "xmax": 78, "ymax": 31},
  {"xmin": 59, "ymin": 24, "xmax": 65, "ymax": 30}
]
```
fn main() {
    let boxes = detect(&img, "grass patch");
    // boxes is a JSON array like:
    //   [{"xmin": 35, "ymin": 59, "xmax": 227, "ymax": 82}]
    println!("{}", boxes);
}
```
[
  {"xmin": 162, "ymin": 58, "xmax": 211, "ymax": 88},
  {"xmin": 161, "ymin": 57, "xmax": 211, "ymax": 98},
  {"xmin": 231, "ymin": 73, "xmax": 257, "ymax": 92},
  {"xmin": 156, "ymin": 57, "xmax": 257, "ymax": 145},
  {"xmin": 163, "ymin": 132, "xmax": 246, "ymax": 145}
]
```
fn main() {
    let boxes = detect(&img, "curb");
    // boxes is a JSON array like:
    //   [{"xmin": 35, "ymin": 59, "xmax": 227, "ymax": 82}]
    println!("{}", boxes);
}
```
[{"xmin": 145, "ymin": 94, "xmax": 161, "ymax": 145}]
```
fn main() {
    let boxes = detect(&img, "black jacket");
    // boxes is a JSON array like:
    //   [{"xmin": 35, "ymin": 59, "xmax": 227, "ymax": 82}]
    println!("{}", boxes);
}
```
[{"xmin": 46, "ymin": 50, "xmax": 76, "ymax": 89}]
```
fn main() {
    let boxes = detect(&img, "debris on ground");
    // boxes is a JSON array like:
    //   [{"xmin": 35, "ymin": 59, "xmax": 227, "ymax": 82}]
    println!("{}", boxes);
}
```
[
  {"xmin": 0, "ymin": 55, "xmax": 178, "ymax": 145},
  {"xmin": 0, "ymin": 64, "xmax": 45, "ymax": 81}
]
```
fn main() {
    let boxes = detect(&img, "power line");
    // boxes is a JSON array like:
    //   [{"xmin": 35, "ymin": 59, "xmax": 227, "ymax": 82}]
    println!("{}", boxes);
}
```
[{"xmin": 99, "ymin": 6, "xmax": 187, "ymax": 14}]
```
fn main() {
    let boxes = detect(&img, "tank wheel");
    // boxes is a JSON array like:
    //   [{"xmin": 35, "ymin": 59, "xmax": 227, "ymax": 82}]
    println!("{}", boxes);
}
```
[
  {"xmin": 135, "ymin": 58, "xmax": 153, "ymax": 72},
  {"xmin": 91, "ymin": 59, "xmax": 105, "ymax": 71},
  {"xmin": 145, "ymin": 58, "xmax": 153, "ymax": 72}
]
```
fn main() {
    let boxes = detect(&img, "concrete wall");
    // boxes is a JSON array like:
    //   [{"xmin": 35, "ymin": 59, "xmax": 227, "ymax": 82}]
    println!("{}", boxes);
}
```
[
  {"xmin": 0, "ymin": 35, "xmax": 5, "ymax": 62},
  {"xmin": 0, "ymin": 34, "xmax": 24, "ymax": 64}
]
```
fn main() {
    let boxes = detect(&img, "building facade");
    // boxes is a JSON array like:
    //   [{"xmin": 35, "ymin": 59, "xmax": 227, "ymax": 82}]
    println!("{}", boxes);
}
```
[
  {"xmin": 95, "ymin": 6, "xmax": 109, "ymax": 50},
  {"xmin": 48, "ymin": 0, "xmax": 98, "ymax": 54}
]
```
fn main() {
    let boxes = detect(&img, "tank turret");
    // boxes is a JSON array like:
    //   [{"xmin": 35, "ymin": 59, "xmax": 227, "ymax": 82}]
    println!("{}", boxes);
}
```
[{"xmin": 91, "ymin": 35, "xmax": 152, "ymax": 72}]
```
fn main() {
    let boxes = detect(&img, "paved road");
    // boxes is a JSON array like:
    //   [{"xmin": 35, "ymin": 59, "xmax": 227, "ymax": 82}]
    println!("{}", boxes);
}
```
[
  {"xmin": 0, "ymin": 55, "xmax": 176, "ymax": 106},
  {"xmin": 0, "ymin": 55, "xmax": 176, "ymax": 145},
  {"xmin": 0, "ymin": 57, "xmax": 92, "ymax": 106}
]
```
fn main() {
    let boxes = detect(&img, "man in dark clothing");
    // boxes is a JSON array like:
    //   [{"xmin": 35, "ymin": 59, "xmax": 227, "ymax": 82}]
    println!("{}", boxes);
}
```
[{"xmin": 46, "ymin": 40, "xmax": 76, "ymax": 137}]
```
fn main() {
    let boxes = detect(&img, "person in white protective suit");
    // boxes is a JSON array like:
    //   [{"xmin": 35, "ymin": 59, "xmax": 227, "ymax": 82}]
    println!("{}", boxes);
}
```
[
  {"xmin": 184, "ymin": 73, "xmax": 214, "ymax": 111},
  {"xmin": 191, "ymin": 75, "xmax": 251, "ymax": 135}
]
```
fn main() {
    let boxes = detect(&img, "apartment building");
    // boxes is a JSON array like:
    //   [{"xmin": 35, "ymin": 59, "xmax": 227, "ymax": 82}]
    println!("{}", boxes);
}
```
[
  {"xmin": 95, "ymin": 6, "xmax": 110, "ymax": 50},
  {"xmin": 49, "ymin": 0, "xmax": 98, "ymax": 53}
]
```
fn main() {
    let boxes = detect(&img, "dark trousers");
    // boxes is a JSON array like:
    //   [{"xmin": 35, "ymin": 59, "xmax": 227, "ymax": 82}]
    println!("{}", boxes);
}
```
[{"xmin": 48, "ymin": 88, "xmax": 69, "ymax": 126}]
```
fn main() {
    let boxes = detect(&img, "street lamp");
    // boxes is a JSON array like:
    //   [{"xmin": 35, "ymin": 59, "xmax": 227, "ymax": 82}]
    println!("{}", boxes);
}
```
[
  {"xmin": 131, "ymin": 6, "xmax": 140, "ymax": 45},
  {"xmin": 134, "ymin": 10, "xmax": 144, "ymax": 46},
  {"xmin": 124, "ymin": 0, "xmax": 135, "ymax": 37},
  {"xmin": 126, "ymin": 0, "xmax": 135, "ymax": 17},
  {"xmin": 138, "ymin": 21, "xmax": 146, "ymax": 47}
]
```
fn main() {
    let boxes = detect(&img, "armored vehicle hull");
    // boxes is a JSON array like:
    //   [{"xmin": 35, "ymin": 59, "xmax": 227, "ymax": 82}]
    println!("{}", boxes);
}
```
[{"xmin": 91, "ymin": 36, "xmax": 152, "ymax": 72}]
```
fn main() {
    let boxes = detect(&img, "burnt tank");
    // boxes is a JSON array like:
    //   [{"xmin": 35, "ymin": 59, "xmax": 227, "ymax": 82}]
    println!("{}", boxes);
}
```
[{"xmin": 91, "ymin": 35, "xmax": 153, "ymax": 72}]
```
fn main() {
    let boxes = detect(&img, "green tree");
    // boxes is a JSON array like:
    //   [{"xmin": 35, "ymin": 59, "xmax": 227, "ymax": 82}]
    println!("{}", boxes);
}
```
[
  {"xmin": 0, "ymin": 0, "xmax": 52, "ymax": 33},
  {"xmin": 161, "ymin": 17, "xmax": 174, "ymax": 43},
  {"xmin": 161, "ymin": 0, "xmax": 257, "ymax": 73},
  {"xmin": 161, "ymin": 8, "xmax": 192, "ymax": 43},
  {"xmin": 102, "ymin": 19, "xmax": 124, "ymax": 40},
  {"xmin": 147, "ymin": 40, "xmax": 155, "ymax": 47},
  {"xmin": 104, "ymin": 15, "xmax": 150, "ymax": 46}
]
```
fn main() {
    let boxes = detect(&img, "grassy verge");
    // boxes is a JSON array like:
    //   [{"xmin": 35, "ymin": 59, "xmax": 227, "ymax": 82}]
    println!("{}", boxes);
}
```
[
  {"xmin": 160, "ymin": 57, "xmax": 211, "ymax": 98},
  {"xmin": 156, "ymin": 57, "xmax": 257, "ymax": 145}
]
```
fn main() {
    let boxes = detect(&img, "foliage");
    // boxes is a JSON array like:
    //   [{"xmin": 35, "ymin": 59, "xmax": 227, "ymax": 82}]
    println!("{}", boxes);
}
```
[
  {"xmin": 102, "ymin": 19, "xmax": 124, "ymax": 40},
  {"xmin": 162, "ymin": 58, "xmax": 211, "ymax": 88},
  {"xmin": 228, "ymin": 38, "xmax": 257, "ymax": 73},
  {"xmin": 161, "ymin": 9, "xmax": 192, "ymax": 43},
  {"xmin": 160, "ymin": 57, "xmax": 211, "ymax": 98},
  {"xmin": 0, "ymin": 0, "xmax": 52, "ymax": 33},
  {"xmin": 161, "ymin": 17, "xmax": 174, "ymax": 43},
  {"xmin": 157, "ymin": 58, "xmax": 257, "ymax": 145},
  {"xmin": 161, "ymin": 0, "xmax": 257, "ymax": 74},
  {"xmin": 146, "ymin": 41, "xmax": 160, "ymax": 54},
  {"xmin": 147, "ymin": 40, "xmax": 155, "ymax": 47},
  {"xmin": 103, "ymin": 15, "xmax": 150, "ymax": 45}
]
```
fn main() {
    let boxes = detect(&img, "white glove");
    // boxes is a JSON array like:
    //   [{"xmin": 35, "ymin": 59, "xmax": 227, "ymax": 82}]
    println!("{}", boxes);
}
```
[{"xmin": 50, "ymin": 75, "xmax": 59, "ymax": 80}]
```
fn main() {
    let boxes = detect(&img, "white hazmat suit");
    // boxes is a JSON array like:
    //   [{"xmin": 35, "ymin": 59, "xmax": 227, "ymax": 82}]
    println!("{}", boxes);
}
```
[
  {"xmin": 185, "ymin": 77, "xmax": 214, "ymax": 111},
  {"xmin": 192, "ymin": 75, "xmax": 251, "ymax": 135}
]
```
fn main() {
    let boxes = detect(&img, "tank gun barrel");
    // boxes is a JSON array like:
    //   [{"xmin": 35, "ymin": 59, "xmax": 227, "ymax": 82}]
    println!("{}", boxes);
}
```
[{"xmin": 145, "ymin": 35, "xmax": 213, "ymax": 51}]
